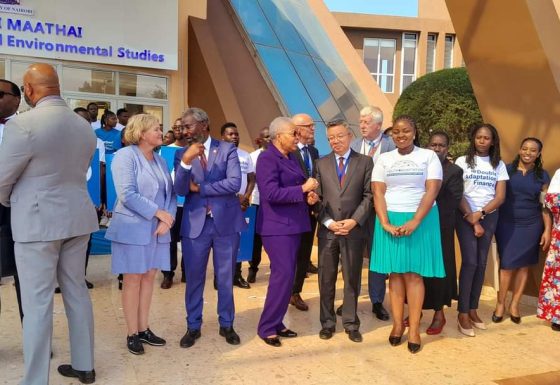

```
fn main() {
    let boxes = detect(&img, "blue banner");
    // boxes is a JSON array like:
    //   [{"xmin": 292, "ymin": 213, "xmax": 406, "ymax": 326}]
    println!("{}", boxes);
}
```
[
  {"xmin": 237, "ymin": 205, "xmax": 256, "ymax": 262},
  {"xmin": 87, "ymin": 149, "xmax": 101, "ymax": 207},
  {"xmin": 105, "ymin": 153, "xmax": 117, "ymax": 210},
  {"xmin": 159, "ymin": 146, "xmax": 185, "ymax": 205}
]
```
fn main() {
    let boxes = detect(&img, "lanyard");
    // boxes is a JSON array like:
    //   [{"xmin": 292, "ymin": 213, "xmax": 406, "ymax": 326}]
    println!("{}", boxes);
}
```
[{"xmin": 336, "ymin": 156, "xmax": 350, "ymax": 182}]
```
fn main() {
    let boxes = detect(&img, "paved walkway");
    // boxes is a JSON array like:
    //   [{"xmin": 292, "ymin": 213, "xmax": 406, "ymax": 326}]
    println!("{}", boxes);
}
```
[{"xmin": 0, "ymin": 252, "xmax": 558, "ymax": 385}]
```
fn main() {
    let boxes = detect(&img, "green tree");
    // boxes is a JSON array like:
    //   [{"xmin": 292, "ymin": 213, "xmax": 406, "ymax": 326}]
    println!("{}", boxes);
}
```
[{"xmin": 393, "ymin": 67, "xmax": 482, "ymax": 158}]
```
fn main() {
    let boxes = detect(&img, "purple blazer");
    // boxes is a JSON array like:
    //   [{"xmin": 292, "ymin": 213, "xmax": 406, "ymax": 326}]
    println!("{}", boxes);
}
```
[{"xmin": 256, "ymin": 143, "xmax": 311, "ymax": 236}]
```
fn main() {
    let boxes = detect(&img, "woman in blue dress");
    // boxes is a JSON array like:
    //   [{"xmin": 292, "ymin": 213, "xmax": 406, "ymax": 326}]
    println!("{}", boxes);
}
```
[
  {"xmin": 105, "ymin": 114, "xmax": 176, "ymax": 354},
  {"xmin": 494, "ymin": 137, "xmax": 551, "ymax": 324}
]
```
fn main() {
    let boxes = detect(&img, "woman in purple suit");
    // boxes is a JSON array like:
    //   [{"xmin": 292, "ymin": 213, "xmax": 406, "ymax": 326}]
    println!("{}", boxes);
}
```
[{"xmin": 256, "ymin": 117, "xmax": 319, "ymax": 347}]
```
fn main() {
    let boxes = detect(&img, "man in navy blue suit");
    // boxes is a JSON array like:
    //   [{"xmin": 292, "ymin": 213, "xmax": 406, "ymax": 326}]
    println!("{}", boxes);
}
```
[{"xmin": 174, "ymin": 108, "xmax": 246, "ymax": 348}]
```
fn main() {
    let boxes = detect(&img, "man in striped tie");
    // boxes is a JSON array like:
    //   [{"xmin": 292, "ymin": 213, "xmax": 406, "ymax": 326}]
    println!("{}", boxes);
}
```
[
  {"xmin": 349, "ymin": 106, "xmax": 395, "ymax": 321},
  {"xmin": 314, "ymin": 119, "xmax": 373, "ymax": 342}
]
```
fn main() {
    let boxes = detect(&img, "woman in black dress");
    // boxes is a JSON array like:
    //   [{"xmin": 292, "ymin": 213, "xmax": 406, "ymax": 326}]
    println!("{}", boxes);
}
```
[{"xmin": 422, "ymin": 132, "xmax": 463, "ymax": 334}]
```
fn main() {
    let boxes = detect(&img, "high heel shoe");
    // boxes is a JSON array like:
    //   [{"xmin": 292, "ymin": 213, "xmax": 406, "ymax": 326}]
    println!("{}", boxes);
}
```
[
  {"xmin": 388, "ymin": 335, "xmax": 403, "ymax": 346},
  {"xmin": 470, "ymin": 319, "xmax": 486, "ymax": 330},
  {"xmin": 491, "ymin": 312, "xmax": 504, "ymax": 323},
  {"xmin": 510, "ymin": 314, "xmax": 521, "ymax": 324},
  {"xmin": 407, "ymin": 342, "xmax": 421, "ymax": 354},
  {"xmin": 457, "ymin": 321, "xmax": 475, "ymax": 337},
  {"xmin": 426, "ymin": 317, "xmax": 446, "ymax": 335}
]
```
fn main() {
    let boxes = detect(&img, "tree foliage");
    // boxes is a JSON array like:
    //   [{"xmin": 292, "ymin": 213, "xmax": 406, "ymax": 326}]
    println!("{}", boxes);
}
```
[{"xmin": 393, "ymin": 67, "xmax": 482, "ymax": 158}]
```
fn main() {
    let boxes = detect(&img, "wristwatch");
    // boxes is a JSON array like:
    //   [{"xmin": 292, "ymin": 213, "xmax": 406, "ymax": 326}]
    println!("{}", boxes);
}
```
[{"xmin": 480, "ymin": 210, "xmax": 486, "ymax": 219}]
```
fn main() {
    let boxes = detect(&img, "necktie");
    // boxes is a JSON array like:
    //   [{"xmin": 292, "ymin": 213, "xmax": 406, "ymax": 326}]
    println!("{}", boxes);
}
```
[
  {"xmin": 338, "ymin": 156, "xmax": 346, "ymax": 186},
  {"xmin": 199, "ymin": 151, "xmax": 208, "ymax": 172},
  {"xmin": 302, "ymin": 146, "xmax": 311, "ymax": 176},
  {"xmin": 368, "ymin": 140, "xmax": 378, "ymax": 157}
]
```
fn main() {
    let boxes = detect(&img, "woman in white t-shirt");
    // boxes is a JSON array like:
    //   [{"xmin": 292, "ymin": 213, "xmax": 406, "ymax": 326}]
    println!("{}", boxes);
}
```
[
  {"xmin": 455, "ymin": 123, "xmax": 508, "ymax": 337},
  {"xmin": 370, "ymin": 116, "xmax": 445, "ymax": 354}
]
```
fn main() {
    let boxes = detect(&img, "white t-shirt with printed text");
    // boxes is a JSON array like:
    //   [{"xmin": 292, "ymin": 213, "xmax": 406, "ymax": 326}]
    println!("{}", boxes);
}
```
[
  {"xmin": 237, "ymin": 148, "xmax": 255, "ymax": 195},
  {"xmin": 250, "ymin": 148, "xmax": 263, "ymax": 205},
  {"xmin": 371, "ymin": 147, "xmax": 442, "ymax": 212},
  {"xmin": 455, "ymin": 155, "xmax": 509, "ymax": 212}
]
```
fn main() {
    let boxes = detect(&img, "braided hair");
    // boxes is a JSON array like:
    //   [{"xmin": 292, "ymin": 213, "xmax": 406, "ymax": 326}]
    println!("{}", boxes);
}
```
[
  {"xmin": 465, "ymin": 123, "xmax": 501, "ymax": 169},
  {"xmin": 393, "ymin": 115, "xmax": 421, "ymax": 146},
  {"xmin": 510, "ymin": 137, "xmax": 544, "ymax": 180}
]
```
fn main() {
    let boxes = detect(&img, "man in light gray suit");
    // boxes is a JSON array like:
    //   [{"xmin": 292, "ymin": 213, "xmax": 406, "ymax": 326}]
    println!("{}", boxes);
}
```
[
  {"xmin": 350, "ymin": 105, "xmax": 395, "ymax": 322},
  {"xmin": 315, "ymin": 120, "xmax": 373, "ymax": 343},
  {"xmin": 0, "ymin": 64, "xmax": 99, "ymax": 384}
]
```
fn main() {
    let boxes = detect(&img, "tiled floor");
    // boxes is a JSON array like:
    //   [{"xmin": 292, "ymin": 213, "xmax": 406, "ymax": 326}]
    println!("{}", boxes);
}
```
[{"xmin": 0, "ymin": 251, "xmax": 559, "ymax": 385}]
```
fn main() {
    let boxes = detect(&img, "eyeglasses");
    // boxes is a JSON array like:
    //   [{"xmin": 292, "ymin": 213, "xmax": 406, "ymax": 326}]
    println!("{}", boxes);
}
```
[
  {"xmin": 327, "ymin": 134, "xmax": 350, "ymax": 142},
  {"xmin": 0, "ymin": 90, "xmax": 18, "ymax": 98}
]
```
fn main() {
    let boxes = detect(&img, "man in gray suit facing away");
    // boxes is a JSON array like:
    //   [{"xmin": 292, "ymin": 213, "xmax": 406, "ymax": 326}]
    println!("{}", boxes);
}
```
[
  {"xmin": 0, "ymin": 63, "xmax": 99, "ymax": 384},
  {"xmin": 350, "ymin": 106, "xmax": 395, "ymax": 322}
]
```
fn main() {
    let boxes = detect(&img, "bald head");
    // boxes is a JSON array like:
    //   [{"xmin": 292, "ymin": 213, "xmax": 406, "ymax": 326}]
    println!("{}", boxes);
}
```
[
  {"xmin": 292, "ymin": 113, "xmax": 315, "ymax": 145},
  {"xmin": 22, "ymin": 63, "xmax": 60, "ymax": 107}
]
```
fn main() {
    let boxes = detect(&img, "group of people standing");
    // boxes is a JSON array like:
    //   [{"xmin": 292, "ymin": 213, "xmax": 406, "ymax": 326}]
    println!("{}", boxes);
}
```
[{"xmin": 1, "ymin": 63, "xmax": 560, "ymax": 385}]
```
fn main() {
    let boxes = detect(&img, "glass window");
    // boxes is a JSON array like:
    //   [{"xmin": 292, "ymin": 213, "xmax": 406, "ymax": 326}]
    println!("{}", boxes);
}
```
[
  {"xmin": 62, "ymin": 67, "xmax": 115, "ymax": 94},
  {"xmin": 288, "ymin": 51, "xmax": 340, "ymax": 123},
  {"xmin": 123, "ymin": 103, "xmax": 163, "ymax": 124},
  {"xmin": 426, "ymin": 34, "xmax": 437, "ymax": 73},
  {"xmin": 119, "ymin": 73, "xmax": 167, "ymax": 99},
  {"xmin": 229, "ymin": 0, "xmax": 370, "ymax": 154},
  {"xmin": 256, "ymin": 45, "xmax": 320, "ymax": 120},
  {"xmin": 67, "ymin": 99, "xmax": 112, "ymax": 122},
  {"xmin": 401, "ymin": 33, "xmax": 417, "ymax": 92},
  {"xmin": 364, "ymin": 38, "xmax": 396, "ymax": 93},
  {"xmin": 444, "ymin": 35, "xmax": 454, "ymax": 69},
  {"xmin": 230, "ymin": 0, "xmax": 281, "ymax": 48}
]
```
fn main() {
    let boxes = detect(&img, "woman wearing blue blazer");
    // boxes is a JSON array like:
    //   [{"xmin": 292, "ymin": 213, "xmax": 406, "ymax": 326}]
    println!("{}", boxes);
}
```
[{"xmin": 105, "ymin": 114, "xmax": 177, "ymax": 355}]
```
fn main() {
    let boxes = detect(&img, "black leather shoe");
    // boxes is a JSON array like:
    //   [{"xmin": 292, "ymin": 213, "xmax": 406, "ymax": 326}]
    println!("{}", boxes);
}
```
[
  {"xmin": 262, "ymin": 336, "xmax": 281, "ymax": 347},
  {"xmin": 179, "ymin": 329, "xmax": 201, "ymax": 348},
  {"xmin": 219, "ymin": 326, "xmax": 241, "ymax": 345},
  {"xmin": 85, "ymin": 280, "xmax": 94, "ymax": 289},
  {"xmin": 336, "ymin": 305, "xmax": 342, "ymax": 316},
  {"xmin": 57, "ymin": 364, "xmax": 96, "ymax": 384},
  {"xmin": 319, "ymin": 327, "xmax": 335, "ymax": 340},
  {"xmin": 277, "ymin": 329, "xmax": 297, "ymax": 338},
  {"xmin": 233, "ymin": 276, "xmax": 251, "ymax": 289},
  {"xmin": 181, "ymin": 274, "xmax": 186, "ymax": 283},
  {"xmin": 247, "ymin": 269, "xmax": 257, "ymax": 283},
  {"xmin": 54, "ymin": 287, "xmax": 61, "ymax": 294},
  {"xmin": 160, "ymin": 276, "xmax": 173, "ymax": 289},
  {"xmin": 510, "ymin": 314, "xmax": 521, "ymax": 324},
  {"xmin": 307, "ymin": 262, "xmax": 318, "ymax": 274},
  {"xmin": 408, "ymin": 342, "xmax": 421, "ymax": 354},
  {"xmin": 372, "ymin": 302, "xmax": 390, "ymax": 321},
  {"xmin": 345, "ymin": 329, "xmax": 363, "ymax": 343},
  {"xmin": 491, "ymin": 312, "xmax": 504, "ymax": 323},
  {"xmin": 127, "ymin": 334, "xmax": 144, "ymax": 355},
  {"xmin": 388, "ymin": 335, "xmax": 402, "ymax": 346},
  {"xmin": 552, "ymin": 322, "xmax": 560, "ymax": 331},
  {"xmin": 138, "ymin": 328, "xmax": 166, "ymax": 346}
]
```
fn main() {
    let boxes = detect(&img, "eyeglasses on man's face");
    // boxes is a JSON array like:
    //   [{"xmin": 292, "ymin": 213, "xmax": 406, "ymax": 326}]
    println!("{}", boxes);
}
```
[{"xmin": 327, "ymin": 133, "xmax": 350, "ymax": 142}]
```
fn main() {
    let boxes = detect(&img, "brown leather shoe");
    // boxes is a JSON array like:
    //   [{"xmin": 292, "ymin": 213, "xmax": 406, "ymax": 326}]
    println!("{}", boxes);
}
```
[
  {"xmin": 289, "ymin": 294, "xmax": 309, "ymax": 311},
  {"xmin": 161, "ymin": 276, "xmax": 173, "ymax": 289}
]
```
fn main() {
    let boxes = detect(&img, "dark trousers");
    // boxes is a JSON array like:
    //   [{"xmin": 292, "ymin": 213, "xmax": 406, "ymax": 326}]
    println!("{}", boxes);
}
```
[
  {"xmin": 249, "ymin": 205, "xmax": 262, "ymax": 273},
  {"xmin": 258, "ymin": 234, "xmax": 301, "ymax": 338},
  {"xmin": 456, "ymin": 211, "xmax": 499, "ymax": 313},
  {"xmin": 163, "ymin": 207, "xmax": 184, "ymax": 278},
  {"xmin": 182, "ymin": 217, "xmax": 239, "ymax": 330},
  {"xmin": 318, "ymin": 236, "xmax": 363, "ymax": 331},
  {"xmin": 292, "ymin": 213, "xmax": 317, "ymax": 295}
]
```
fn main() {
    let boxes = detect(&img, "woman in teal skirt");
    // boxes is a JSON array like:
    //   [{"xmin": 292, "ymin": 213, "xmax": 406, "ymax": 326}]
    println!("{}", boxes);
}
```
[{"xmin": 370, "ymin": 115, "xmax": 445, "ymax": 354}]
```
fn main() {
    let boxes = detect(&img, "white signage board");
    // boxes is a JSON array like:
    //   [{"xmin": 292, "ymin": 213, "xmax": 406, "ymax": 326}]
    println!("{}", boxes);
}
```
[{"xmin": 0, "ymin": 0, "xmax": 178, "ymax": 70}]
